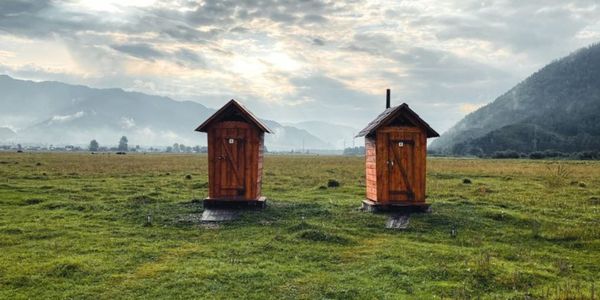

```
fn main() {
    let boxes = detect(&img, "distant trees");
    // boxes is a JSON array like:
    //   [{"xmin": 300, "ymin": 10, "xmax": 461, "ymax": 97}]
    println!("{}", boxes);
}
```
[
  {"xmin": 181, "ymin": 144, "xmax": 193, "ymax": 153},
  {"xmin": 196, "ymin": 146, "xmax": 208, "ymax": 153},
  {"xmin": 167, "ymin": 143, "xmax": 199, "ymax": 153},
  {"xmin": 343, "ymin": 146, "xmax": 365, "ymax": 156},
  {"xmin": 118, "ymin": 136, "xmax": 128, "ymax": 152},
  {"xmin": 89, "ymin": 139, "xmax": 99, "ymax": 151},
  {"xmin": 490, "ymin": 150, "xmax": 521, "ymax": 159}
]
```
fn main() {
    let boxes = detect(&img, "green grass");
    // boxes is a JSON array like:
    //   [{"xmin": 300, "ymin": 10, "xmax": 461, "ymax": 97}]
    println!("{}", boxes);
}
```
[{"xmin": 0, "ymin": 153, "xmax": 599, "ymax": 299}]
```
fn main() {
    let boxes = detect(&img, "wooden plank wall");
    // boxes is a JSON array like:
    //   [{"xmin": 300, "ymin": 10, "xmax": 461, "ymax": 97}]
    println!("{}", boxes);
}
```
[
  {"xmin": 256, "ymin": 133, "xmax": 264, "ymax": 198},
  {"xmin": 403, "ymin": 129, "xmax": 426, "ymax": 203},
  {"xmin": 375, "ymin": 131, "xmax": 389, "ymax": 202},
  {"xmin": 365, "ymin": 137, "xmax": 378, "ymax": 201}
]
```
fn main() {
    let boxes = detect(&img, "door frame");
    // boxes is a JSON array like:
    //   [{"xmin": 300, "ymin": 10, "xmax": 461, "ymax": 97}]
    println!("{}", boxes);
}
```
[
  {"xmin": 386, "ymin": 136, "xmax": 415, "ymax": 202},
  {"xmin": 209, "ymin": 121, "xmax": 251, "ymax": 200},
  {"xmin": 377, "ymin": 126, "xmax": 422, "ymax": 203}
]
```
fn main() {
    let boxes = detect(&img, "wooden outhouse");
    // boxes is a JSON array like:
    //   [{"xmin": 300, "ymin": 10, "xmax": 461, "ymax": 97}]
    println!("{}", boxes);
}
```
[
  {"xmin": 195, "ymin": 99, "xmax": 272, "ymax": 208},
  {"xmin": 356, "ymin": 90, "xmax": 439, "ymax": 211}
]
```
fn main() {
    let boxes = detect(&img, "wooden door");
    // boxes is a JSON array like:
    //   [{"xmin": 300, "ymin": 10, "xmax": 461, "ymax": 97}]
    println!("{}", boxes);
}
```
[
  {"xmin": 214, "ymin": 127, "xmax": 248, "ymax": 199},
  {"xmin": 385, "ymin": 131, "xmax": 417, "ymax": 202}
]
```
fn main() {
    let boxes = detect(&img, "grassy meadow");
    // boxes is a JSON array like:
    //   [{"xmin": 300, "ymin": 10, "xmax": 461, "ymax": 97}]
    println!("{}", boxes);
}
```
[{"xmin": 0, "ymin": 152, "xmax": 599, "ymax": 299}]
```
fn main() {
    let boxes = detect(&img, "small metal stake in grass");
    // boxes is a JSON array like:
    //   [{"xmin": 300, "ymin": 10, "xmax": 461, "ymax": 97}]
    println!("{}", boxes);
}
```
[{"xmin": 145, "ymin": 213, "xmax": 152, "ymax": 227}]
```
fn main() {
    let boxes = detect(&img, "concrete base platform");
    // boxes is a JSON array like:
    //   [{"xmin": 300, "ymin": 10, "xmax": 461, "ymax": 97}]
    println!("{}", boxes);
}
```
[
  {"xmin": 201, "ymin": 209, "xmax": 239, "ymax": 222},
  {"xmin": 386, "ymin": 214, "xmax": 411, "ymax": 229},
  {"xmin": 362, "ymin": 199, "xmax": 430, "ymax": 213},
  {"xmin": 203, "ymin": 197, "xmax": 267, "ymax": 209}
]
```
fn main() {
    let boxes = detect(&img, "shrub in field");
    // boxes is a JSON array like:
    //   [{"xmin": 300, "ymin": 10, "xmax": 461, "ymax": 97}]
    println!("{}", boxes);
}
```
[
  {"xmin": 465, "ymin": 251, "xmax": 499, "ymax": 291},
  {"xmin": 129, "ymin": 195, "xmax": 157, "ymax": 207},
  {"xmin": 287, "ymin": 221, "xmax": 316, "ymax": 232},
  {"xmin": 544, "ymin": 163, "xmax": 572, "ymax": 187},
  {"xmin": 327, "ymin": 179, "xmax": 340, "ymax": 188},
  {"xmin": 22, "ymin": 198, "xmax": 44, "ymax": 205},
  {"xmin": 1, "ymin": 228, "xmax": 24, "ymax": 235},
  {"xmin": 192, "ymin": 182, "xmax": 208, "ymax": 189},
  {"xmin": 47, "ymin": 262, "xmax": 87, "ymax": 278},
  {"xmin": 297, "ymin": 229, "xmax": 351, "ymax": 244},
  {"xmin": 554, "ymin": 259, "xmax": 573, "ymax": 276},
  {"xmin": 530, "ymin": 220, "xmax": 542, "ymax": 239}
]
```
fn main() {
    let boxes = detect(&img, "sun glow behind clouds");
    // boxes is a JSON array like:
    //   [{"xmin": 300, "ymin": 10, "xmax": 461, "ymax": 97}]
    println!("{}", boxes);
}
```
[
  {"xmin": 460, "ymin": 103, "xmax": 484, "ymax": 114},
  {"xmin": 231, "ymin": 57, "xmax": 267, "ymax": 77},
  {"xmin": 263, "ymin": 53, "xmax": 302, "ymax": 72}
]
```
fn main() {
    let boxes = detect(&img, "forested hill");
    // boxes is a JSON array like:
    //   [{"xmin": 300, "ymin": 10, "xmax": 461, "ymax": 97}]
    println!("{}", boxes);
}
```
[{"xmin": 430, "ymin": 43, "xmax": 600, "ymax": 156}]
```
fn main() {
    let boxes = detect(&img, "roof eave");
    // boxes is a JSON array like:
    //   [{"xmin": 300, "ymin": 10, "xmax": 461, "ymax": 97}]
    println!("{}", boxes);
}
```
[
  {"xmin": 355, "ymin": 103, "xmax": 439, "ymax": 138},
  {"xmin": 194, "ymin": 99, "xmax": 273, "ymax": 133}
]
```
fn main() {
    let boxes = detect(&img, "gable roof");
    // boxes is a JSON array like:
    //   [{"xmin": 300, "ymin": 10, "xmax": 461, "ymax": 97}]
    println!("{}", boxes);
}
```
[
  {"xmin": 195, "ymin": 99, "xmax": 273, "ymax": 133},
  {"xmin": 356, "ymin": 103, "xmax": 439, "ymax": 138}
]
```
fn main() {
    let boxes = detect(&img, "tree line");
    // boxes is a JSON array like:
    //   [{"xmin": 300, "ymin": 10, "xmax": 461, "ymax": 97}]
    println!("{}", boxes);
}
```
[{"xmin": 87, "ymin": 136, "xmax": 207, "ymax": 153}]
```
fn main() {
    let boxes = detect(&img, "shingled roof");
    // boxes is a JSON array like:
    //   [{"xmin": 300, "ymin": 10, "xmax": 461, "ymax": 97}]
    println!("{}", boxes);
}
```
[
  {"xmin": 195, "ymin": 99, "xmax": 273, "ymax": 133},
  {"xmin": 356, "ymin": 103, "xmax": 439, "ymax": 138}
]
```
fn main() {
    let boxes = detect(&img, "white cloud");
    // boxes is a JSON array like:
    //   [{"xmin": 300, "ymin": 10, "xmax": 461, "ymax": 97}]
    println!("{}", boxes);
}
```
[
  {"xmin": 50, "ymin": 111, "xmax": 85, "ymax": 123},
  {"xmin": 120, "ymin": 117, "xmax": 136, "ymax": 129}
]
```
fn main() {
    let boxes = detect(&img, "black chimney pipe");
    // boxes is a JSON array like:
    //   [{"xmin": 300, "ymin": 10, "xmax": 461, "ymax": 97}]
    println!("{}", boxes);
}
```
[{"xmin": 386, "ymin": 89, "xmax": 391, "ymax": 109}]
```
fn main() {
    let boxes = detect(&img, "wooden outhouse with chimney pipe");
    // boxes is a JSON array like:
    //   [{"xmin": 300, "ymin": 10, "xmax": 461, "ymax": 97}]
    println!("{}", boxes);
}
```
[
  {"xmin": 356, "ymin": 90, "xmax": 439, "ymax": 212},
  {"xmin": 195, "ymin": 99, "xmax": 272, "ymax": 208}
]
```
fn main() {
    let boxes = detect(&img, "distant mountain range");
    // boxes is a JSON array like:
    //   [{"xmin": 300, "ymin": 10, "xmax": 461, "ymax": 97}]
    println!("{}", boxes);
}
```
[
  {"xmin": 430, "ymin": 43, "xmax": 600, "ymax": 155},
  {"xmin": 0, "ymin": 75, "xmax": 358, "ymax": 150},
  {"xmin": 283, "ymin": 121, "xmax": 361, "ymax": 150}
]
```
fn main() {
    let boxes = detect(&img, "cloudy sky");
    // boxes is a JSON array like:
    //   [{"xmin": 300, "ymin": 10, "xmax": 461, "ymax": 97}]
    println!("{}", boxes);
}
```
[{"xmin": 1, "ymin": 0, "xmax": 599, "ymax": 133}]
